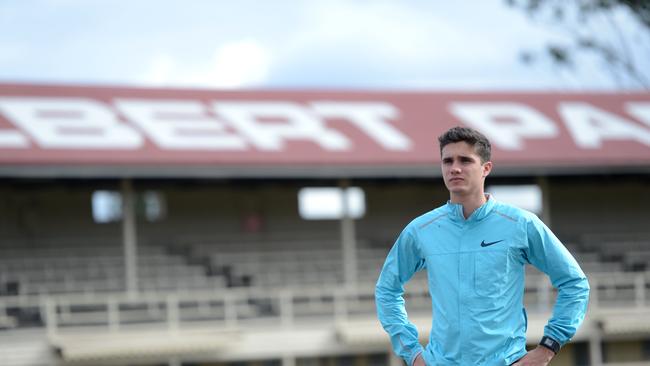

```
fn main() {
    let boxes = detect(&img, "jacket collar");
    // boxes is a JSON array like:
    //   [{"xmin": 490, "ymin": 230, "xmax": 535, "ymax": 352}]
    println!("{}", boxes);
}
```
[{"xmin": 446, "ymin": 194, "xmax": 496, "ymax": 222}]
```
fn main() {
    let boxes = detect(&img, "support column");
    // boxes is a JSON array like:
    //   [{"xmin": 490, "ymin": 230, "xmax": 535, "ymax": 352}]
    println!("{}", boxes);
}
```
[
  {"xmin": 588, "ymin": 321, "xmax": 604, "ymax": 366},
  {"xmin": 121, "ymin": 179, "xmax": 138, "ymax": 296},
  {"xmin": 339, "ymin": 179, "xmax": 358, "ymax": 286},
  {"xmin": 537, "ymin": 176, "xmax": 552, "ymax": 228},
  {"xmin": 280, "ymin": 289, "xmax": 294, "ymax": 328},
  {"xmin": 282, "ymin": 354, "xmax": 296, "ymax": 366},
  {"xmin": 43, "ymin": 298, "xmax": 57, "ymax": 338},
  {"xmin": 635, "ymin": 274, "xmax": 646, "ymax": 307},
  {"xmin": 167, "ymin": 294, "xmax": 179, "ymax": 332},
  {"xmin": 388, "ymin": 350, "xmax": 402, "ymax": 366}
]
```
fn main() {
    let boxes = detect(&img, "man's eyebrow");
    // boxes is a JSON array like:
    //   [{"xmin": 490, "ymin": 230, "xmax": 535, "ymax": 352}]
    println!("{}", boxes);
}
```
[{"xmin": 442, "ymin": 154, "xmax": 475, "ymax": 160}]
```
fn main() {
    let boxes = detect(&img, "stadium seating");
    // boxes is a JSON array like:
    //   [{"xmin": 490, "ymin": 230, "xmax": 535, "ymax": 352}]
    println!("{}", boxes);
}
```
[
  {"xmin": 0, "ymin": 241, "xmax": 228, "ymax": 298},
  {"xmin": 2, "ymin": 232, "xmax": 649, "ymax": 300},
  {"xmin": 1, "ymin": 232, "xmax": 649, "ymax": 330},
  {"xmin": 0, "ymin": 232, "xmax": 649, "ymax": 366}
]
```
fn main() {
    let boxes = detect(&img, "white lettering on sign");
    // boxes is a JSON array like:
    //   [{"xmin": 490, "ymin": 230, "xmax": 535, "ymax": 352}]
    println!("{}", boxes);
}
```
[
  {"xmin": 0, "ymin": 123, "xmax": 28, "ymax": 148},
  {"xmin": 1, "ymin": 97, "xmax": 648, "ymax": 153},
  {"xmin": 559, "ymin": 102, "xmax": 650, "ymax": 148},
  {"xmin": 0, "ymin": 98, "xmax": 143, "ymax": 149},
  {"xmin": 213, "ymin": 102, "xmax": 350, "ymax": 151},
  {"xmin": 449, "ymin": 102, "xmax": 558, "ymax": 150},
  {"xmin": 625, "ymin": 102, "xmax": 650, "ymax": 128},
  {"xmin": 311, "ymin": 102, "xmax": 411, "ymax": 150},
  {"xmin": 115, "ymin": 99, "xmax": 247, "ymax": 150}
]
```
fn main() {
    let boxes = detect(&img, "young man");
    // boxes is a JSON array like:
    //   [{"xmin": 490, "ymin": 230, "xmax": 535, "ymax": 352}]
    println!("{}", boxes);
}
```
[{"xmin": 375, "ymin": 127, "xmax": 589, "ymax": 366}]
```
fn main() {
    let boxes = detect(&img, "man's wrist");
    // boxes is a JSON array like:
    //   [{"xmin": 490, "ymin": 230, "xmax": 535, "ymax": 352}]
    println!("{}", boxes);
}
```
[
  {"xmin": 410, "ymin": 351, "xmax": 424, "ymax": 366},
  {"xmin": 539, "ymin": 336, "xmax": 561, "ymax": 354}
]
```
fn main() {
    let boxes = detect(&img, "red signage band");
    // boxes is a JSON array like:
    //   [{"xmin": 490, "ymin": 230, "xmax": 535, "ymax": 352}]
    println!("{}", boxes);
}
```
[{"xmin": 0, "ymin": 84, "xmax": 649, "ymax": 170}]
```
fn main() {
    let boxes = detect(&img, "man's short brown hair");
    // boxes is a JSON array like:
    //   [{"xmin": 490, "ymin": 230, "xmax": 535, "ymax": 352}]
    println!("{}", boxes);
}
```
[{"xmin": 438, "ymin": 126, "xmax": 491, "ymax": 163}]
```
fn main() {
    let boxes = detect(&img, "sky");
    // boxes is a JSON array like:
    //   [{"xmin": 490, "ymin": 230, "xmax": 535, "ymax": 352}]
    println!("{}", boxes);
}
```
[{"xmin": 0, "ymin": 0, "xmax": 647, "ymax": 91}]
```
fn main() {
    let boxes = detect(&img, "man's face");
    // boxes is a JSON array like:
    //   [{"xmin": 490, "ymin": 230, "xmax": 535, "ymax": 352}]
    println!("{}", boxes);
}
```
[{"xmin": 441, "ymin": 141, "xmax": 492, "ymax": 198}]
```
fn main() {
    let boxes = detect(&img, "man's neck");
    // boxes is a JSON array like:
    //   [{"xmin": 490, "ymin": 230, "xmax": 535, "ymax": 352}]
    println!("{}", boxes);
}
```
[{"xmin": 450, "ymin": 192, "xmax": 487, "ymax": 219}]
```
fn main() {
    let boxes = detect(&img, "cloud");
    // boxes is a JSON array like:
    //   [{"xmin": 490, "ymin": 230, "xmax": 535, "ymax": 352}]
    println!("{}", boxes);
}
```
[
  {"xmin": 286, "ymin": 0, "xmax": 466, "ymax": 68},
  {"xmin": 2, "ymin": 0, "xmax": 642, "ymax": 90},
  {"xmin": 137, "ymin": 40, "xmax": 272, "ymax": 88},
  {"xmin": 139, "ymin": 54, "xmax": 175, "ymax": 85},
  {"xmin": 205, "ymin": 40, "xmax": 272, "ymax": 88},
  {"xmin": 264, "ymin": 0, "xmax": 557, "ymax": 88}
]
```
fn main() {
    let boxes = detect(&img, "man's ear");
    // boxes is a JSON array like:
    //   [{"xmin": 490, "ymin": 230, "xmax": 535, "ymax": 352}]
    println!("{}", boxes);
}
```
[{"xmin": 482, "ymin": 161, "xmax": 493, "ymax": 177}]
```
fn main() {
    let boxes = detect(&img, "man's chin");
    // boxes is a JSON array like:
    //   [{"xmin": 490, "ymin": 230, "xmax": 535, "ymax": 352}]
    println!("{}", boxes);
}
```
[{"xmin": 449, "ymin": 187, "xmax": 468, "ymax": 196}]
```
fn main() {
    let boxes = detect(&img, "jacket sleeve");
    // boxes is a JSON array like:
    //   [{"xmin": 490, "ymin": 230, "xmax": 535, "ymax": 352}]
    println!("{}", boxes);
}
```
[
  {"xmin": 524, "ymin": 214, "xmax": 590, "ymax": 346},
  {"xmin": 375, "ymin": 227, "xmax": 426, "ymax": 365}
]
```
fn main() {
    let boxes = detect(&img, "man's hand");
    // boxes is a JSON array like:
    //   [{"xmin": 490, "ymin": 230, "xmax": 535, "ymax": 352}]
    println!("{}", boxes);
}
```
[
  {"xmin": 413, "ymin": 353, "xmax": 426, "ymax": 366},
  {"xmin": 512, "ymin": 346, "xmax": 555, "ymax": 365}
]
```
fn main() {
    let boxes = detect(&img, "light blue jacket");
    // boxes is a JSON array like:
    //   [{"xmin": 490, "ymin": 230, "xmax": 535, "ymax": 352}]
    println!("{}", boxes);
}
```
[{"xmin": 375, "ymin": 196, "xmax": 590, "ymax": 365}]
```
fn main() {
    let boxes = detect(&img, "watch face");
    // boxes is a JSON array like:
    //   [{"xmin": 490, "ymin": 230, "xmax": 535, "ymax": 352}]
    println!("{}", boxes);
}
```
[{"xmin": 541, "ymin": 336, "xmax": 560, "ymax": 353}]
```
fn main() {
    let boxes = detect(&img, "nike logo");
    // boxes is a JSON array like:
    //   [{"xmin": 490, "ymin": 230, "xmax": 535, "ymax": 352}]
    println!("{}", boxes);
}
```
[{"xmin": 480, "ymin": 239, "xmax": 504, "ymax": 247}]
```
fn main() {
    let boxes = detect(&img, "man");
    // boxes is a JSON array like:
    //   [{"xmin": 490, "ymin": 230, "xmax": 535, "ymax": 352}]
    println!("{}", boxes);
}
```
[{"xmin": 375, "ymin": 127, "xmax": 589, "ymax": 366}]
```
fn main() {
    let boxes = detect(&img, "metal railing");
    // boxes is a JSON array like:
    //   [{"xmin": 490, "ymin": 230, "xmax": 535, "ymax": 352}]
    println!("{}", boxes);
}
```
[{"xmin": 0, "ymin": 271, "xmax": 649, "ymax": 335}]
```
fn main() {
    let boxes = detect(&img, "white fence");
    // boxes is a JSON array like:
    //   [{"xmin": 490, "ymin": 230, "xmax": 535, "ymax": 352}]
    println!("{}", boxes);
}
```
[{"xmin": 0, "ymin": 271, "xmax": 648, "ymax": 336}]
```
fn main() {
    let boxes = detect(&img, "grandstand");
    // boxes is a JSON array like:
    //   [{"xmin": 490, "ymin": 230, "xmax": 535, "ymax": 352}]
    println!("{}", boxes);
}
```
[{"xmin": 0, "ymin": 83, "xmax": 649, "ymax": 366}]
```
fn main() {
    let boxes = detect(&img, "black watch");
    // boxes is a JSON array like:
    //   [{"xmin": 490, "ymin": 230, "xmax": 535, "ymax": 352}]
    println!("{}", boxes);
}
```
[{"xmin": 539, "ymin": 336, "xmax": 561, "ymax": 354}]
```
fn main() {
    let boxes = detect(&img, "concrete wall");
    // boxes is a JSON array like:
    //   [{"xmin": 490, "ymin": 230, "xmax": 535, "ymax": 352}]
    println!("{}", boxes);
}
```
[
  {"xmin": 547, "ymin": 175, "xmax": 650, "ymax": 243},
  {"xmin": 0, "ymin": 175, "xmax": 647, "ymax": 250},
  {"xmin": 0, "ymin": 182, "xmax": 119, "ymax": 245}
]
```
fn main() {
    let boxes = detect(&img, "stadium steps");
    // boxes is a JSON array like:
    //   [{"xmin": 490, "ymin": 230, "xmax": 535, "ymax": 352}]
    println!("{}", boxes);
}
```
[
  {"xmin": 0, "ymin": 242, "xmax": 229, "ymax": 297},
  {"xmin": 0, "ymin": 329, "xmax": 53, "ymax": 366},
  {"xmin": 193, "ymin": 243, "xmax": 388, "ymax": 288}
]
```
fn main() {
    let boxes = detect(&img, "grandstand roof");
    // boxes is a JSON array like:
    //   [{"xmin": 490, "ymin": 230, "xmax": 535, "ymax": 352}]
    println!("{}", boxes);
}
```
[{"xmin": 1, "ymin": 83, "xmax": 649, "ymax": 178}]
